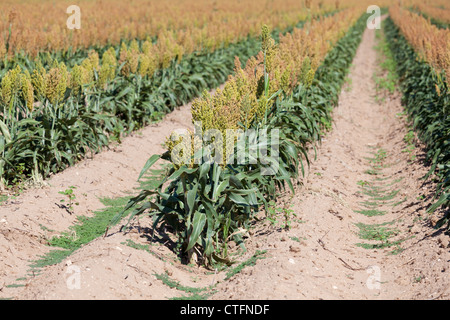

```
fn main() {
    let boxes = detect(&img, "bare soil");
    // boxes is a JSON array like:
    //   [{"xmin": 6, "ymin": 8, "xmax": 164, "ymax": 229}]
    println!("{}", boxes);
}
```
[{"xmin": 0, "ymin": 25, "xmax": 449, "ymax": 300}]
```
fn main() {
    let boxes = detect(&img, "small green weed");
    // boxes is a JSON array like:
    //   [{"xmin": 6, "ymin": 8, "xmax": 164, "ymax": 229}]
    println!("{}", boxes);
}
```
[
  {"xmin": 224, "ymin": 250, "xmax": 267, "ymax": 280},
  {"xmin": 154, "ymin": 271, "xmax": 214, "ymax": 300},
  {"xmin": 266, "ymin": 200, "xmax": 296, "ymax": 229},
  {"xmin": 58, "ymin": 186, "xmax": 79, "ymax": 214},
  {"xmin": 354, "ymin": 209, "xmax": 386, "ymax": 217}
]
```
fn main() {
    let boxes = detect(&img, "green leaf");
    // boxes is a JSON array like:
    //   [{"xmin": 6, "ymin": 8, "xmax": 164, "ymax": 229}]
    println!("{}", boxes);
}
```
[
  {"xmin": 186, "ymin": 183, "xmax": 199, "ymax": 216},
  {"xmin": 0, "ymin": 120, "xmax": 11, "ymax": 144},
  {"xmin": 186, "ymin": 211, "xmax": 206, "ymax": 251},
  {"xmin": 138, "ymin": 154, "xmax": 161, "ymax": 181}
]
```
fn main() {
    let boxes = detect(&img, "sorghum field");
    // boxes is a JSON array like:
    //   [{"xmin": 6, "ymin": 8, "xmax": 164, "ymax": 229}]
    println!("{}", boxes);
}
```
[{"xmin": 0, "ymin": 0, "xmax": 448, "ymax": 303}]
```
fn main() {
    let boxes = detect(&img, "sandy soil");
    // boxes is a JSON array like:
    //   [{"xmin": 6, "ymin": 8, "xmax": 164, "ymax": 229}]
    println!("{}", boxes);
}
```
[{"xmin": 0, "ymin": 25, "xmax": 448, "ymax": 300}]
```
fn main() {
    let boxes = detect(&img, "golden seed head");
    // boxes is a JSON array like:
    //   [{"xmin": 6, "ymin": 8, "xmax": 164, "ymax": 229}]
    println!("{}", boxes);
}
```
[
  {"xmin": 435, "ymin": 83, "xmax": 441, "ymax": 96},
  {"xmin": 70, "ymin": 64, "xmax": 82, "ymax": 95},
  {"xmin": 88, "ymin": 50, "xmax": 100, "ymax": 71},
  {"xmin": 119, "ymin": 42, "xmax": 130, "ymax": 76},
  {"xmin": 130, "ymin": 39, "xmax": 140, "ymax": 53},
  {"xmin": 138, "ymin": 53, "xmax": 151, "ymax": 77},
  {"xmin": 1, "ymin": 72, "xmax": 13, "ymax": 105},
  {"xmin": 129, "ymin": 51, "xmax": 140, "ymax": 74},
  {"xmin": 21, "ymin": 74, "xmax": 34, "ymax": 111},
  {"xmin": 31, "ymin": 62, "xmax": 46, "ymax": 100},
  {"xmin": 80, "ymin": 57, "xmax": 95, "ymax": 88},
  {"xmin": 142, "ymin": 40, "xmax": 153, "ymax": 56},
  {"xmin": 261, "ymin": 24, "xmax": 271, "ymax": 52},
  {"xmin": 97, "ymin": 48, "xmax": 118, "ymax": 88},
  {"xmin": 44, "ymin": 64, "xmax": 68, "ymax": 105}
]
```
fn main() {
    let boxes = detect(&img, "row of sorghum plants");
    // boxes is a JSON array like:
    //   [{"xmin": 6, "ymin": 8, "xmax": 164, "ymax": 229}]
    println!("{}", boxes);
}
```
[
  {"xmin": 0, "ymin": 0, "xmax": 342, "ymax": 62},
  {"xmin": 385, "ymin": 10, "xmax": 450, "ymax": 231},
  {"xmin": 182, "ymin": 8, "xmax": 360, "ymax": 163},
  {"xmin": 410, "ymin": 0, "xmax": 450, "ymax": 26},
  {"xmin": 114, "ymin": 8, "xmax": 366, "ymax": 266},
  {"xmin": 390, "ymin": 6, "xmax": 450, "ymax": 85}
]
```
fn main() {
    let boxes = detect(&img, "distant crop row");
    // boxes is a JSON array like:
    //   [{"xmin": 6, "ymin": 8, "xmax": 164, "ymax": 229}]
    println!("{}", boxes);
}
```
[
  {"xmin": 410, "ymin": 1, "xmax": 450, "ymax": 27},
  {"xmin": 388, "ymin": 6, "xmax": 449, "ymax": 231},
  {"xmin": 390, "ymin": 6, "xmax": 449, "ymax": 85},
  {"xmin": 0, "ymin": 0, "xmax": 341, "ymax": 64}
]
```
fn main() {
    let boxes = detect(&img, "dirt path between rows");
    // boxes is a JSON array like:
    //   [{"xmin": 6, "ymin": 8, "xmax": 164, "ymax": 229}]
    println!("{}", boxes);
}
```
[{"xmin": 1, "ymin": 24, "xmax": 449, "ymax": 300}]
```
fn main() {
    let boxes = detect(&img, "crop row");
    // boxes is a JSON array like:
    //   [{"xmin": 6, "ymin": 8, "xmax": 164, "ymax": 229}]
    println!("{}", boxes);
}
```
[
  {"xmin": 0, "ymin": 0, "xmax": 340, "ymax": 66},
  {"xmin": 386, "ymin": 9, "xmax": 449, "ymax": 231},
  {"xmin": 410, "ymin": 1, "xmax": 450, "ymax": 28},
  {"xmin": 113, "ymin": 9, "xmax": 370, "ymax": 266},
  {"xmin": 390, "ymin": 6, "xmax": 449, "ymax": 86}
]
